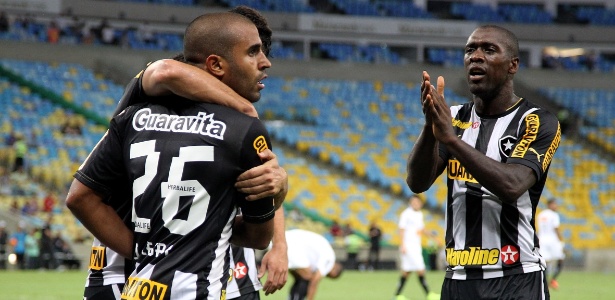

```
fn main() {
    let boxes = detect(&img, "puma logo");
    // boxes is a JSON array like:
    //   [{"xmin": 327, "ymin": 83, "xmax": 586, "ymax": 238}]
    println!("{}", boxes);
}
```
[{"xmin": 529, "ymin": 148, "xmax": 544, "ymax": 162}]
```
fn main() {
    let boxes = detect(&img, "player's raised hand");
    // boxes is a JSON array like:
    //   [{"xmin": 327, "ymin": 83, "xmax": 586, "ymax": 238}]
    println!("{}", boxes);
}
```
[
  {"xmin": 420, "ymin": 71, "xmax": 434, "ymax": 126},
  {"xmin": 423, "ymin": 75, "xmax": 455, "ymax": 144},
  {"xmin": 235, "ymin": 149, "xmax": 288, "ymax": 201},
  {"xmin": 259, "ymin": 244, "xmax": 288, "ymax": 295}
]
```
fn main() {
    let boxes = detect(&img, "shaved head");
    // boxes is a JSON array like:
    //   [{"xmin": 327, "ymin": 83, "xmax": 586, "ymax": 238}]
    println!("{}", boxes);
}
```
[
  {"xmin": 183, "ymin": 12, "xmax": 256, "ymax": 64},
  {"xmin": 474, "ymin": 25, "xmax": 519, "ymax": 58}
]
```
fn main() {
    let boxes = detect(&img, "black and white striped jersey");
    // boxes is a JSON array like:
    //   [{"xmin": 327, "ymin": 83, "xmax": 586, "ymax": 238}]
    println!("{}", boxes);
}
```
[
  {"xmin": 84, "ymin": 239, "xmax": 131, "ymax": 288},
  {"xmin": 440, "ymin": 98, "xmax": 561, "ymax": 280},
  {"xmin": 226, "ymin": 246, "xmax": 261, "ymax": 299},
  {"xmin": 77, "ymin": 96, "xmax": 273, "ymax": 300}
]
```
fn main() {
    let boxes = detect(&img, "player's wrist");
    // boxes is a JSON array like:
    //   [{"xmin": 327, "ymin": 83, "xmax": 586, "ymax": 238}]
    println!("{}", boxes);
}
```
[{"xmin": 241, "ymin": 197, "xmax": 275, "ymax": 223}]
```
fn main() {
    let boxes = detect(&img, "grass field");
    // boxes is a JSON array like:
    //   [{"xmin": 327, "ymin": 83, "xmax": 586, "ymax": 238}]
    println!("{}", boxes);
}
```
[{"xmin": 0, "ymin": 269, "xmax": 612, "ymax": 299}]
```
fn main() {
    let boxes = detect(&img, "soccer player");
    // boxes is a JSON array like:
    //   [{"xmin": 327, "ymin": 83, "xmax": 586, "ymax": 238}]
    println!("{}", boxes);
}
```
[
  {"xmin": 79, "ymin": 7, "xmax": 288, "ymax": 300},
  {"xmin": 285, "ymin": 229, "xmax": 343, "ymax": 300},
  {"xmin": 67, "ymin": 12, "xmax": 280, "ymax": 299},
  {"xmin": 407, "ymin": 25, "xmax": 560, "ymax": 299},
  {"xmin": 537, "ymin": 199, "xmax": 565, "ymax": 290},
  {"xmin": 394, "ymin": 195, "xmax": 439, "ymax": 300}
]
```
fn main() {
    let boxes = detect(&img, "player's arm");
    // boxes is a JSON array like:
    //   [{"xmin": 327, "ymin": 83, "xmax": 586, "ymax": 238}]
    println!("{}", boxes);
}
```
[
  {"xmin": 436, "ymin": 138, "xmax": 536, "ymax": 203},
  {"xmin": 231, "ymin": 121, "xmax": 278, "ymax": 249},
  {"xmin": 65, "ymin": 180, "xmax": 132, "ymax": 258},
  {"xmin": 555, "ymin": 226, "xmax": 563, "ymax": 242},
  {"xmin": 399, "ymin": 228, "xmax": 406, "ymax": 254},
  {"xmin": 306, "ymin": 270, "xmax": 323, "ymax": 300},
  {"xmin": 407, "ymin": 71, "xmax": 447, "ymax": 193},
  {"xmin": 259, "ymin": 208, "xmax": 288, "ymax": 295},
  {"xmin": 231, "ymin": 214, "xmax": 274, "ymax": 250},
  {"xmin": 235, "ymin": 149, "xmax": 288, "ymax": 204},
  {"xmin": 142, "ymin": 59, "xmax": 258, "ymax": 117}
]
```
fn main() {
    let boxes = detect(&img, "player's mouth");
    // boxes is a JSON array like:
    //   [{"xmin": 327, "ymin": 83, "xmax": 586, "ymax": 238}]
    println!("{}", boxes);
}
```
[
  {"xmin": 257, "ymin": 75, "xmax": 267, "ymax": 90},
  {"xmin": 468, "ymin": 66, "xmax": 486, "ymax": 81}
]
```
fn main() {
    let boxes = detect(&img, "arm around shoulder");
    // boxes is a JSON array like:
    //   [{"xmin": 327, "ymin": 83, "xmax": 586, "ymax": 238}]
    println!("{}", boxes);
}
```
[{"xmin": 142, "ymin": 59, "xmax": 258, "ymax": 117}]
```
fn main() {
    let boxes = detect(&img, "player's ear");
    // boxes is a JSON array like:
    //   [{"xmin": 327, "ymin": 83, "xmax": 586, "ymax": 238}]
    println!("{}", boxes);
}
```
[
  {"xmin": 508, "ymin": 56, "xmax": 519, "ymax": 75},
  {"xmin": 205, "ymin": 54, "xmax": 225, "ymax": 77}
]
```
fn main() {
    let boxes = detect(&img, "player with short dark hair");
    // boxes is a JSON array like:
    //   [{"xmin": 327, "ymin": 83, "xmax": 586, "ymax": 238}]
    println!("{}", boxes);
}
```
[
  {"xmin": 67, "ymin": 12, "xmax": 280, "ymax": 299},
  {"xmin": 78, "ymin": 7, "xmax": 288, "ymax": 300},
  {"xmin": 407, "ymin": 25, "xmax": 560, "ymax": 299}
]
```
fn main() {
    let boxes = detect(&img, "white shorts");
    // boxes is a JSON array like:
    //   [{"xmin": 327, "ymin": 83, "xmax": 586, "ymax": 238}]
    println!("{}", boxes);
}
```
[
  {"xmin": 539, "ymin": 240, "xmax": 565, "ymax": 261},
  {"xmin": 399, "ymin": 248, "xmax": 425, "ymax": 272}
]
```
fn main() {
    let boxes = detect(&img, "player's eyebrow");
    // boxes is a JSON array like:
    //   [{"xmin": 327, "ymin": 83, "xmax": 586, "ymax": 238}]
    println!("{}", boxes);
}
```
[{"xmin": 247, "ymin": 43, "xmax": 262, "ymax": 54}]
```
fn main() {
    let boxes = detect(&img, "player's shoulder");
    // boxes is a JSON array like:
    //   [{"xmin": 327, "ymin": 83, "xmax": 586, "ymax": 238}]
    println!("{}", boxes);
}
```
[
  {"xmin": 199, "ymin": 103, "xmax": 260, "ymax": 122},
  {"xmin": 522, "ymin": 99, "xmax": 559, "ymax": 121}
]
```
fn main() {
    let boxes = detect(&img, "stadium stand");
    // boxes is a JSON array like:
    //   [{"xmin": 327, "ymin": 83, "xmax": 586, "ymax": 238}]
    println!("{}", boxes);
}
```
[{"xmin": 1, "ymin": 0, "xmax": 615, "ymax": 270}]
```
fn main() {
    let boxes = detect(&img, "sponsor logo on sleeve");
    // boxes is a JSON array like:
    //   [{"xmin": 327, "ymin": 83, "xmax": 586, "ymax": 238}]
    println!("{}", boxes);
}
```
[
  {"xmin": 121, "ymin": 277, "xmax": 167, "ymax": 300},
  {"xmin": 511, "ymin": 114, "xmax": 539, "ymax": 159},
  {"xmin": 542, "ymin": 123, "xmax": 560, "ymax": 171},
  {"xmin": 528, "ymin": 148, "xmax": 545, "ymax": 162},
  {"xmin": 89, "ymin": 246, "xmax": 105, "ymax": 270},
  {"xmin": 253, "ymin": 136, "xmax": 268, "ymax": 154}
]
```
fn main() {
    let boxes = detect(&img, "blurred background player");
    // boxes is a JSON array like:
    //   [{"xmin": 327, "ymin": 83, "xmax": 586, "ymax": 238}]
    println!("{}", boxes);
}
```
[
  {"xmin": 367, "ymin": 220, "xmax": 382, "ymax": 271},
  {"xmin": 537, "ymin": 198, "xmax": 565, "ymax": 290},
  {"xmin": 394, "ymin": 195, "xmax": 439, "ymax": 300},
  {"xmin": 285, "ymin": 229, "xmax": 343, "ymax": 300}
]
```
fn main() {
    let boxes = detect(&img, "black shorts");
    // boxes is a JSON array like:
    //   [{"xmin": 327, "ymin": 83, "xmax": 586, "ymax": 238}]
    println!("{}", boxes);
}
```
[
  {"xmin": 84, "ymin": 284, "xmax": 124, "ymax": 300},
  {"xmin": 441, "ymin": 271, "xmax": 550, "ymax": 300},
  {"xmin": 232, "ymin": 291, "xmax": 260, "ymax": 300}
]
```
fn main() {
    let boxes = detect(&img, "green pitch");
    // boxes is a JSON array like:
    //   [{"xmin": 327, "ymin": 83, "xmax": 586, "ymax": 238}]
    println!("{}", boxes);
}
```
[{"xmin": 0, "ymin": 269, "xmax": 611, "ymax": 299}]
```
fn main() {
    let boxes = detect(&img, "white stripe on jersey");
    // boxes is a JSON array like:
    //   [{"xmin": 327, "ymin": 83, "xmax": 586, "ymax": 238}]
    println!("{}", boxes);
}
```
[
  {"xmin": 111, "ymin": 284, "xmax": 122, "ymax": 299},
  {"xmin": 85, "ymin": 238, "xmax": 126, "ymax": 287},
  {"xmin": 226, "ymin": 248, "xmax": 261, "ymax": 299},
  {"xmin": 206, "ymin": 209, "xmax": 235, "ymax": 300},
  {"xmin": 171, "ymin": 270, "xmax": 197, "ymax": 300}
]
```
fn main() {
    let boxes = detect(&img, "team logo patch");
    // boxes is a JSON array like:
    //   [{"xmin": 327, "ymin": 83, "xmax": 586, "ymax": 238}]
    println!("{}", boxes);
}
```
[
  {"xmin": 233, "ymin": 261, "xmax": 248, "ymax": 279},
  {"xmin": 500, "ymin": 245, "xmax": 519, "ymax": 265},
  {"xmin": 121, "ymin": 277, "xmax": 168, "ymax": 300},
  {"xmin": 499, "ymin": 135, "xmax": 517, "ymax": 158},
  {"xmin": 253, "ymin": 136, "xmax": 268, "ymax": 153},
  {"xmin": 89, "ymin": 246, "xmax": 105, "ymax": 271}
]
